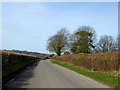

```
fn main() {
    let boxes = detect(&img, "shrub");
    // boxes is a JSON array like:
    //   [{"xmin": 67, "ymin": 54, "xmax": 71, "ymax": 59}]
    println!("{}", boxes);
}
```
[{"xmin": 53, "ymin": 51, "xmax": 118, "ymax": 73}]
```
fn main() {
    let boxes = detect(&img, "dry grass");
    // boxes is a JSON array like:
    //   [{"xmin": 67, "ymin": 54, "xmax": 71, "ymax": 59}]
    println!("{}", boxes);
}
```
[
  {"xmin": 1, "ymin": 50, "xmax": 37, "ymax": 67},
  {"xmin": 1, "ymin": 50, "xmax": 36, "ymax": 57},
  {"xmin": 53, "ymin": 51, "xmax": 119, "ymax": 74},
  {"xmin": 2, "ymin": 50, "xmax": 37, "ymax": 83}
]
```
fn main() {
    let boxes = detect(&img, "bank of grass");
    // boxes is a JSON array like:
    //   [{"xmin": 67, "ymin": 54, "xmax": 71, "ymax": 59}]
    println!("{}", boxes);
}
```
[
  {"xmin": 3, "ymin": 58, "xmax": 47, "ymax": 81},
  {"xmin": 37, "ymin": 57, "xmax": 47, "ymax": 61},
  {"xmin": 3, "ymin": 60, "xmax": 35, "ymax": 79},
  {"xmin": 50, "ymin": 59, "xmax": 118, "ymax": 88}
]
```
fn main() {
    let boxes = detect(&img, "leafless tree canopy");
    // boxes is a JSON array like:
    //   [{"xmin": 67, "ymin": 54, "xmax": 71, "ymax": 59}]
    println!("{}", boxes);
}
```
[
  {"xmin": 47, "ymin": 28, "xmax": 69, "ymax": 56},
  {"xmin": 47, "ymin": 26, "xmax": 117, "ymax": 55},
  {"xmin": 94, "ymin": 35, "xmax": 118, "ymax": 52}
]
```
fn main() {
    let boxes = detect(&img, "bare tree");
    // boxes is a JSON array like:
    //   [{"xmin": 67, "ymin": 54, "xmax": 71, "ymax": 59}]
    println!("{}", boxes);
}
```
[
  {"xmin": 47, "ymin": 28, "xmax": 69, "ymax": 56},
  {"xmin": 96, "ymin": 35, "xmax": 117, "ymax": 52}
]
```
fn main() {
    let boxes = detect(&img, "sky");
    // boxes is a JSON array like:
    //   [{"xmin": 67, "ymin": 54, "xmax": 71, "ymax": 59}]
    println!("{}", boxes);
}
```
[{"xmin": 2, "ymin": 2, "xmax": 118, "ymax": 54}]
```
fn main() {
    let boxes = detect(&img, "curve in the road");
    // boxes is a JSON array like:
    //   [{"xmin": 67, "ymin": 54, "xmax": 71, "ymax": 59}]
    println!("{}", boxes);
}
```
[{"xmin": 4, "ymin": 60, "xmax": 110, "ymax": 88}]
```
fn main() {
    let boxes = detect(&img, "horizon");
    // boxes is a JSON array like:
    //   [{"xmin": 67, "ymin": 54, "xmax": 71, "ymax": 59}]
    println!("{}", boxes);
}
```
[
  {"xmin": 1, "ymin": 49, "xmax": 50, "ymax": 54},
  {"xmin": 2, "ymin": 2, "xmax": 118, "ymax": 54}
]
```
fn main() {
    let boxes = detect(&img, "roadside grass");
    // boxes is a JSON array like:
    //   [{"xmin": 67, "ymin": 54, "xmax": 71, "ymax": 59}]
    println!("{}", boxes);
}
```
[
  {"xmin": 50, "ymin": 59, "xmax": 118, "ymax": 88},
  {"xmin": 3, "ymin": 57, "xmax": 48, "ymax": 78},
  {"xmin": 37, "ymin": 58, "xmax": 46, "ymax": 61},
  {"xmin": 37, "ymin": 57, "xmax": 49, "ymax": 61},
  {"xmin": 2, "ymin": 60, "xmax": 35, "ymax": 78}
]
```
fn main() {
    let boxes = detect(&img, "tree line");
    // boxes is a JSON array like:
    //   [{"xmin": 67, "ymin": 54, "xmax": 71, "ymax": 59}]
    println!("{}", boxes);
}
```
[{"xmin": 47, "ymin": 25, "xmax": 118, "ymax": 56}]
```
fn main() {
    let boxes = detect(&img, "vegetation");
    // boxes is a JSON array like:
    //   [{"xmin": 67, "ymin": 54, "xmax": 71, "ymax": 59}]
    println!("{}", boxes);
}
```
[
  {"xmin": 70, "ymin": 26, "xmax": 96, "ymax": 54},
  {"xmin": 37, "ymin": 57, "xmax": 47, "ymax": 61},
  {"xmin": 4, "ymin": 49, "xmax": 49, "ymax": 57},
  {"xmin": 47, "ymin": 25, "xmax": 118, "ymax": 55},
  {"xmin": 3, "ymin": 57, "xmax": 47, "ymax": 78},
  {"xmin": 2, "ymin": 50, "xmax": 37, "ymax": 67},
  {"xmin": 94, "ymin": 35, "xmax": 118, "ymax": 53},
  {"xmin": 52, "ymin": 51, "xmax": 118, "ymax": 72},
  {"xmin": 2, "ymin": 50, "xmax": 49, "ymax": 84},
  {"xmin": 47, "ymin": 25, "xmax": 118, "ymax": 88},
  {"xmin": 47, "ymin": 28, "xmax": 69, "ymax": 56},
  {"xmin": 2, "ymin": 50, "xmax": 37, "ymax": 84},
  {"xmin": 51, "ymin": 59, "xmax": 118, "ymax": 88},
  {"xmin": 3, "ymin": 59, "xmax": 35, "ymax": 79}
]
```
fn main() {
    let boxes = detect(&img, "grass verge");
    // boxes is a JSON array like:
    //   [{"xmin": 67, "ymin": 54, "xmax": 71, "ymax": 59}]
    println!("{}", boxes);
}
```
[
  {"xmin": 3, "ymin": 57, "xmax": 47, "ymax": 84},
  {"xmin": 3, "ymin": 60, "xmax": 35, "ymax": 79},
  {"xmin": 37, "ymin": 58, "xmax": 47, "ymax": 61},
  {"xmin": 2, "ymin": 59, "xmax": 37, "ymax": 85},
  {"xmin": 50, "ymin": 59, "xmax": 118, "ymax": 88}
]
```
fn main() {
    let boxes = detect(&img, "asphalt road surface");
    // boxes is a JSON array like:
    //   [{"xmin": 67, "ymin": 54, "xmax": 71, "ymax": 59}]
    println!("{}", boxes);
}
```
[{"xmin": 4, "ymin": 60, "xmax": 110, "ymax": 88}]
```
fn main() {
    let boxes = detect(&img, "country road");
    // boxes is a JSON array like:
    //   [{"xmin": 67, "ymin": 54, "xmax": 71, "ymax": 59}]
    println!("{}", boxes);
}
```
[{"xmin": 4, "ymin": 60, "xmax": 110, "ymax": 88}]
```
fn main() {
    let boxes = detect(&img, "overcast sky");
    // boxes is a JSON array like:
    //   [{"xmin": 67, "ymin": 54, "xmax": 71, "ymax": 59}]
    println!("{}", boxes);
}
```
[{"xmin": 2, "ymin": 2, "xmax": 118, "ymax": 54}]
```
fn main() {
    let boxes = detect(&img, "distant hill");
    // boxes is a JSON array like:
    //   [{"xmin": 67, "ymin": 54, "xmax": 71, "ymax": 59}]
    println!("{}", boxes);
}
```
[{"xmin": 3, "ymin": 49, "xmax": 50, "ymax": 58}]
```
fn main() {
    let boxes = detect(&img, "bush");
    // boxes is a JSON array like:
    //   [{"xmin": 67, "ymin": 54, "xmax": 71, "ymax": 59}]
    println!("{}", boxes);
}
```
[
  {"xmin": 53, "ymin": 51, "xmax": 118, "ymax": 72},
  {"xmin": 2, "ymin": 50, "xmax": 37, "ymax": 68},
  {"xmin": 2, "ymin": 50, "xmax": 37, "ymax": 84}
]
